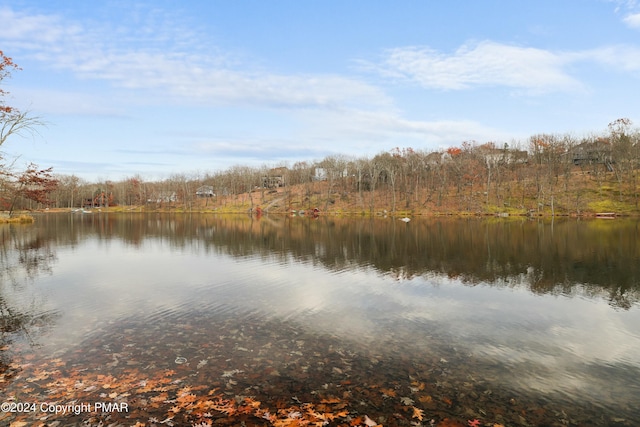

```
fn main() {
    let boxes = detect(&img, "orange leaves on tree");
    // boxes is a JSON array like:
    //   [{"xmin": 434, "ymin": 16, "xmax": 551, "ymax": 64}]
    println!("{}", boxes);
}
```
[
  {"xmin": 390, "ymin": 146, "xmax": 417, "ymax": 159},
  {"xmin": 447, "ymin": 147, "xmax": 463, "ymax": 157},
  {"xmin": 0, "ymin": 50, "xmax": 20, "ymax": 76},
  {"xmin": 0, "ymin": 50, "xmax": 21, "ymax": 105}
]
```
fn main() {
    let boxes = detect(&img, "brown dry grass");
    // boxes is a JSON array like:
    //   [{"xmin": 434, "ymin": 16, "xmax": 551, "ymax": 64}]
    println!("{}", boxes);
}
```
[
  {"xmin": 34, "ymin": 166, "xmax": 640, "ymax": 217},
  {"xmin": 0, "ymin": 214, "xmax": 35, "ymax": 224},
  {"xmin": 144, "ymin": 169, "xmax": 640, "ymax": 217}
]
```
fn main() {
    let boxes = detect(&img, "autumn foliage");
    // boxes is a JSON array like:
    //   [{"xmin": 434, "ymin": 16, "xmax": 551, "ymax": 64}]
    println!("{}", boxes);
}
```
[
  {"xmin": 0, "ymin": 163, "xmax": 58, "ymax": 216},
  {"xmin": 0, "ymin": 51, "xmax": 55, "ymax": 216},
  {"xmin": 0, "ymin": 50, "xmax": 21, "ymax": 116}
]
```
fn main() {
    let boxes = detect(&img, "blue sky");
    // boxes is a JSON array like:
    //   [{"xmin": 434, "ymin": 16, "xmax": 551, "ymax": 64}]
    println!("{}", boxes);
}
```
[{"xmin": 1, "ymin": 0, "xmax": 639, "ymax": 181}]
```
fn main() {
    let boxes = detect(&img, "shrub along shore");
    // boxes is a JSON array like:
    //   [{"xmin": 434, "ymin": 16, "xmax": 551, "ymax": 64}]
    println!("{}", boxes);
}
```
[{"xmin": 13, "ymin": 175, "xmax": 640, "ymax": 220}]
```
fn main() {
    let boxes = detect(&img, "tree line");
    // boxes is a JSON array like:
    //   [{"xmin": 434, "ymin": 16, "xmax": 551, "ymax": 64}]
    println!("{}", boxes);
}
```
[
  {"xmin": 2, "ymin": 50, "xmax": 640, "ymax": 216},
  {"xmin": 26, "ymin": 117, "xmax": 638, "ymax": 215}
]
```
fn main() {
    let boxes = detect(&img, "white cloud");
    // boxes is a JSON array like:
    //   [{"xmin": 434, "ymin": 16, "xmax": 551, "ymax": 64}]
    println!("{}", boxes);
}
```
[
  {"xmin": 297, "ymin": 108, "xmax": 510, "ymax": 153},
  {"xmin": 570, "ymin": 45, "xmax": 640, "ymax": 73},
  {"xmin": 182, "ymin": 109, "xmax": 508, "ymax": 163},
  {"xmin": 365, "ymin": 39, "xmax": 640, "ymax": 94},
  {"xmin": 0, "ymin": 6, "xmax": 390, "ymax": 112},
  {"xmin": 12, "ymin": 87, "xmax": 126, "ymax": 116},
  {"xmin": 366, "ymin": 41, "xmax": 582, "ymax": 94},
  {"xmin": 623, "ymin": 12, "xmax": 640, "ymax": 27}
]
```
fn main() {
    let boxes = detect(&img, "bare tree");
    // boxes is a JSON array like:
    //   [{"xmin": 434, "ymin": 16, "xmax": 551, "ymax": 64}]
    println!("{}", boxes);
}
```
[
  {"xmin": 364, "ymin": 155, "xmax": 383, "ymax": 214},
  {"xmin": 374, "ymin": 152, "xmax": 401, "ymax": 214},
  {"xmin": 608, "ymin": 118, "xmax": 634, "ymax": 202},
  {"xmin": 50, "ymin": 174, "xmax": 83, "ymax": 208},
  {"xmin": 1, "ymin": 51, "xmax": 43, "ymax": 148},
  {"xmin": 318, "ymin": 155, "xmax": 348, "ymax": 211},
  {"xmin": 1, "ymin": 110, "xmax": 44, "ymax": 148},
  {"xmin": 352, "ymin": 157, "xmax": 368, "ymax": 210},
  {"xmin": 2, "ymin": 163, "xmax": 59, "ymax": 216}
]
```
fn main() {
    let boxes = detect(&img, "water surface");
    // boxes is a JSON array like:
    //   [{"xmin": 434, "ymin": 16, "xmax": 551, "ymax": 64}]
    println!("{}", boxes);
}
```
[{"xmin": 1, "ymin": 214, "xmax": 639, "ymax": 426}]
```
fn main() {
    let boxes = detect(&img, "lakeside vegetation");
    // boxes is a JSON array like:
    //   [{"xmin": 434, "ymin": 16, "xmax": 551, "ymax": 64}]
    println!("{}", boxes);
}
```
[
  {"xmin": 4, "ymin": 119, "xmax": 640, "ymax": 218},
  {"xmin": 2, "ymin": 54, "xmax": 639, "ymax": 218},
  {"xmin": 0, "ymin": 214, "xmax": 34, "ymax": 224}
]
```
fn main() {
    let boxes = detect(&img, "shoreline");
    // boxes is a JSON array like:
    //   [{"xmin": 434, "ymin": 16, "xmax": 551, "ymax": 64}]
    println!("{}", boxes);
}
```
[{"xmin": 9, "ymin": 207, "xmax": 639, "ymax": 220}]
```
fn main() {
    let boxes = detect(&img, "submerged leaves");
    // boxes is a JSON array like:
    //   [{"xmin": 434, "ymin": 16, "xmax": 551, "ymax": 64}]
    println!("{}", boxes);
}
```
[{"xmin": 1, "ymin": 311, "xmax": 629, "ymax": 426}]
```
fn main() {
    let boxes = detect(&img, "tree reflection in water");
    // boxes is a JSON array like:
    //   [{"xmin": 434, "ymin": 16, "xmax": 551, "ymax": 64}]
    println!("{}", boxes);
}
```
[
  {"xmin": 23, "ymin": 213, "xmax": 640, "ymax": 309},
  {"xmin": 0, "ymin": 225, "xmax": 60, "ymax": 378},
  {"xmin": 0, "ymin": 214, "xmax": 639, "ymax": 425}
]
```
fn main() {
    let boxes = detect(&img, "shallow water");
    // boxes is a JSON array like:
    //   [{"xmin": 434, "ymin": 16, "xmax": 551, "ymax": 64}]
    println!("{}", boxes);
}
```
[{"xmin": 1, "ymin": 213, "xmax": 639, "ymax": 426}]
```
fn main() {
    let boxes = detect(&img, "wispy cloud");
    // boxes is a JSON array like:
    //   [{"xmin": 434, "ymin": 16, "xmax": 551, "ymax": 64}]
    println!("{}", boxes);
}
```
[
  {"xmin": 166, "ymin": 109, "xmax": 509, "ymax": 163},
  {"xmin": 623, "ymin": 12, "xmax": 640, "ymax": 28},
  {"xmin": 0, "ymin": 6, "xmax": 390, "ymax": 112},
  {"xmin": 362, "ymin": 41, "xmax": 582, "ymax": 94},
  {"xmin": 610, "ymin": 0, "xmax": 640, "ymax": 28},
  {"xmin": 578, "ymin": 45, "xmax": 640, "ymax": 72},
  {"xmin": 12, "ymin": 87, "xmax": 127, "ymax": 116},
  {"xmin": 0, "ymin": 7, "xmax": 79, "ymax": 48},
  {"xmin": 362, "ymin": 40, "xmax": 640, "ymax": 94},
  {"xmin": 194, "ymin": 139, "xmax": 328, "ymax": 163},
  {"xmin": 609, "ymin": 0, "xmax": 640, "ymax": 18},
  {"xmin": 298, "ymin": 109, "xmax": 511, "ymax": 151}
]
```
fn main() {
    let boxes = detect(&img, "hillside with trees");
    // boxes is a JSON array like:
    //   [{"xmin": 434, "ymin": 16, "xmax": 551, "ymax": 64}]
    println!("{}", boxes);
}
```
[
  {"xmin": 2, "ymin": 51, "xmax": 640, "ymax": 218},
  {"xmin": 11, "ymin": 118, "xmax": 638, "ymax": 217}
]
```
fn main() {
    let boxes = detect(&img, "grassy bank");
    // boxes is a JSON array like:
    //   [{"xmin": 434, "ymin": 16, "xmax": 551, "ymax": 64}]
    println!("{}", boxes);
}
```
[
  {"xmin": 31, "ymin": 169, "xmax": 640, "ymax": 218},
  {"xmin": 0, "ymin": 214, "xmax": 35, "ymax": 224},
  {"xmin": 40, "ymin": 191, "xmax": 640, "ymax": 219}
]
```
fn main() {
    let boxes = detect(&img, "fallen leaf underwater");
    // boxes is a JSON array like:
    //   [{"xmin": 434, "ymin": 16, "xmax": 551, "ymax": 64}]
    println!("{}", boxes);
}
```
[{"xmin": 2, "ymin": 309, "xmax": 631, "ymax": 426}]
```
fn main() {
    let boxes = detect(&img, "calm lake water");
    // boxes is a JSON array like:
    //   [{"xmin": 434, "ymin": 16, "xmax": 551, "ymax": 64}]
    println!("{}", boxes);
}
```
[{"xmin": 1, "ymin": 213, "xmax": 639, "ymax": 426}]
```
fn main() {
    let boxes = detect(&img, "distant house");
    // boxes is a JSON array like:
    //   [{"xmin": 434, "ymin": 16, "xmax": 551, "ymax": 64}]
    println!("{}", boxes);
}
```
[
  {"xmin": 508, "ymin": 149, "xmax": 529, "ymax": 164},
  {"xmin": 263, "ymin": 167, "xmax": 287, "ymax": 188},
  {"xmin": 571, "ymin": 139, "xmax": 613, "ymax": 170},
  {"xmin": 476, "ymin": 145, "xmax": 529, "ymax": 166},
  {"xmin": 424, "ymin": 151, "xmax": 446, "ymax": 167},
  {"xmin": 313, "ymin": 167, "xmax": 347, "ymax": 181},
  {"xmin": 426, "ymin": 147, "xmax": 527, "ymax": 168},
  {"xmin": 313, "ymin": 168, "xmax": 327, "ymax": 181},
  {"xmin": 313, "ymin": 168, "xmax": 328, "ymax": 181},
  {"xmin": 195, "ymin": 185, "xmax": 215, "ymax": 197},
  {"xmin": 149, "ymin": 191, "xmax": 178, "ymax": 203},
  {"xmin": 82, "ymin": 192, "xmax": 114, "ymax": 208}
]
